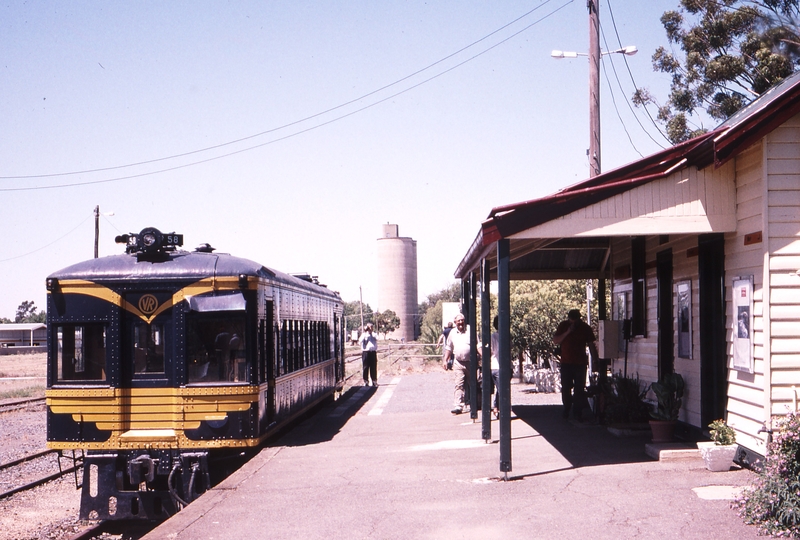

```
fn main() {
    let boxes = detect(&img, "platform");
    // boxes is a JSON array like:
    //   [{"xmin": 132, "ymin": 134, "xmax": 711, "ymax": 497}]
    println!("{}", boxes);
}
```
[{"xmin": 144, "ymin": 371, "xmax": 759, "ymax": 540}]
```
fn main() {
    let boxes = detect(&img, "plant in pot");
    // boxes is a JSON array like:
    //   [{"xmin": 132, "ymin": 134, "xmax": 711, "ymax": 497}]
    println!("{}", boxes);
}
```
[
  {"xmin": 648, "ymin": 372, "xmax": 684, "ymax": 442},
  {"xmin": 602, "ymin": 372, "xmax": 650, "ymax": 425},
  {"xmin": 697, "ymin": 419, "xmax": 738, "ymax": 471}
]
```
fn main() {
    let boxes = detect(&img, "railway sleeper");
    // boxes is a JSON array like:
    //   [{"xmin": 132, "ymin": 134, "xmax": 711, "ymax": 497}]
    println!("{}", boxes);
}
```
[{"xmin": 80, "ymin": 450, "xmax": 210, "ymax": 521}]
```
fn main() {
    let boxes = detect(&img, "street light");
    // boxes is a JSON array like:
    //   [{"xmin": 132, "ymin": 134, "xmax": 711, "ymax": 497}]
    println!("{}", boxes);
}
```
[
  {"xmin": 550, "ymin": 44, "xmax": 636, "ymax": 178},
  {"xmin": 551, "ymin": 0, "xmax": 637, "ymax": 178},
  {"xmin": 550, "ymin": 45, "xmax": 637, "ymax": 59}
]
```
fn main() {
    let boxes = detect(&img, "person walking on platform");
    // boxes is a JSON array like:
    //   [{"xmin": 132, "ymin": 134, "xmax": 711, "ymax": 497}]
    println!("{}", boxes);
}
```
[
  {"xmin": 359, "ymin": 324, "xmax": 378, "ymax": 387},
  {"xmin": 490, "ymin": 316, "xmax": 500, "ymax": 418},
  {"xmin": 553, "ymin": 309, "xmax": 598, "ymax": 421},
  {"xmin": 443, "ymin": 313, "xmax": 480, "ymax": 414},
  {"xmin": 437, "ymin": 321, "xmax": 454, "ymax": 369}
]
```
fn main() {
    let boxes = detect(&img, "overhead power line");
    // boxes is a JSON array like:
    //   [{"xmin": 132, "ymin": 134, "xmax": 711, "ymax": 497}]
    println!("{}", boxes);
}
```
[
  {"xmin": 1, "ymin": 0, "xmax": 574, "ymax": 191},
  {"xmin": 604, "ymin": 0, "xmax": 670, "ymax": 146}
]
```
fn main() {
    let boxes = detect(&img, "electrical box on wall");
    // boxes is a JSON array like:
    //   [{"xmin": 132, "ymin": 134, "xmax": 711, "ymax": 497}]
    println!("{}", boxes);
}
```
[{"xmin": 598, "ymin": 320, "xmax": 621, "ymax": 359}]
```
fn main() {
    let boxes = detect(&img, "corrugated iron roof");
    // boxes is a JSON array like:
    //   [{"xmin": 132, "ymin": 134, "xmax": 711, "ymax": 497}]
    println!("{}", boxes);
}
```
[
  {"xmin": 456, "ymin": 71, "xmax": 800, "ymax": 279},
  {"xmin": 0, "ymin": 323, "xmax": 46, "ymax": 332}
]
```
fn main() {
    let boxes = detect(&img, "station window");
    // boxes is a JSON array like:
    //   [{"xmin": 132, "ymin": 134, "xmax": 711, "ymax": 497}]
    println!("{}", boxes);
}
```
[
  {"xmin": 56, "ymin": 324, "xmax": 107, "ymax": 382},
  {"xmin": 186, "ymin": 313, "xmax": 247, "ymax": 383}
]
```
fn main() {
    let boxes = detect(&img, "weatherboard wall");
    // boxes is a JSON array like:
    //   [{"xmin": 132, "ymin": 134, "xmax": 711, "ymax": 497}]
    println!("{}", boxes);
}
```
[{"xmin": 765, "ymin": 115, "xmax": 800, "ymax": 423}]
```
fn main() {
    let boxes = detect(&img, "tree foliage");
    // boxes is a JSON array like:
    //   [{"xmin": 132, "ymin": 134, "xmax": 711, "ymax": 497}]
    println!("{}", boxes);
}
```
[
  {"xmin": 15, "ymin": 300, "xmax": 46, "ymax": 323},
  {"xmin": 375, "ymin": 309, "xmax": 400, "ymax": 339},
  {"xmin": 507, "ymin": 280, "xmax": 594, "ymax": 363},
  {"xmin": 418, "ymin": 283, "xmax": 462, "ymax": 355},
  {"xmin": 343, "ymin": 300, "xmax": 374, "ymax": 333},
  {"xmin": 635, "ymin": 0, "xmax": 800, "ymax": 143},
  {"xmin": 418, "ymin": 283, "xmax": 461, "ymax": 326}
]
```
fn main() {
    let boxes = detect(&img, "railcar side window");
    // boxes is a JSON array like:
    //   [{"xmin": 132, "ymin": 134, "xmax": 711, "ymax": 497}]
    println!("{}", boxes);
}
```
[
  {"xmin": 186, "ymin": 313, "xmax": 247, "ymax": 383},
  {"xmin": 57, "ymin": 324, "xmax": 107, "ymax": 382},
  {"xmin": 277, "ymin": 319, "xmax": 331, "ymax": 375}
]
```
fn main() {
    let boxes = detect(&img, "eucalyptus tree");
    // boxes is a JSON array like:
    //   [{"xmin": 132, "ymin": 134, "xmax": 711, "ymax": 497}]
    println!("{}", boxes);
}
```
[{"xmin": 635, "ymin": 0, "xmax": 800, "ymax": 143}]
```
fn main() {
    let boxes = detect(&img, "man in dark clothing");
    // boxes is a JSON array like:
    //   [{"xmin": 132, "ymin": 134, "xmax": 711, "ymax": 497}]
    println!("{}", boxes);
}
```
[
  {"xmin": 358, "ymin": 324, "xmax": 378, "ymax": 386},
  {"xmin": 553, "ymin": 309, "xmax": 598, "ymax": 420}
]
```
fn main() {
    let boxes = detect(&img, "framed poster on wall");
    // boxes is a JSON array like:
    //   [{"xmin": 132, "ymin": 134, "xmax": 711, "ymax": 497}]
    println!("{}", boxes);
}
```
[
  {"xmin": 677, "ymin": 280, "xmax": 692, "ymax": 359},
  {"xmin": 732, "ymin": 276, "xmax": 754, "ymax": 373}
]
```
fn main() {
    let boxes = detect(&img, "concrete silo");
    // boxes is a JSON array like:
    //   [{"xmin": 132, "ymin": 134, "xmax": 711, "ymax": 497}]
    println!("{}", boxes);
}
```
[{"xmin": 376, "ymin": 224, "xmax": 418, "ymax": 341}]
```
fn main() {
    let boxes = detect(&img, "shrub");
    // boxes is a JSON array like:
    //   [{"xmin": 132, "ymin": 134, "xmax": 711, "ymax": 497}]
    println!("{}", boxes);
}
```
[
  {"xmin": 736, "ymin": 412, "xmax": 800, "ymax": 536},
  {"xmin": 601, "ymin": 372, "xmax": 650, "ymax": 424},
  {"xmin": 649, "ymin": 372, "xmax": 684, "ymax": 422},
  {"xmin": 709, "ymin": 419, "xmax": 736, "ymax": 446}
]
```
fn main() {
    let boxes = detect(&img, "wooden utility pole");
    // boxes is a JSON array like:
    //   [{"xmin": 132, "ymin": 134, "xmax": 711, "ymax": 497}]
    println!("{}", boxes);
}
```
[
  {"xmin": 588, "ymin": 0, "xmax": 601, "ymax": 177},
  {"xmin": 94, "ymin": 205, "xmax": 100, "ymax": 258}
]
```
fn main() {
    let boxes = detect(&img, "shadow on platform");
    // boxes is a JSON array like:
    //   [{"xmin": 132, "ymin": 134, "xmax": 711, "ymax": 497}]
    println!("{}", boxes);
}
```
[
  {"xmin": 271, "ymin": 385, "xmax": 378, "ymax": 448},
  {"xmin": 512, "ymin": 404, "xmax": 653, "ymax": 469}
]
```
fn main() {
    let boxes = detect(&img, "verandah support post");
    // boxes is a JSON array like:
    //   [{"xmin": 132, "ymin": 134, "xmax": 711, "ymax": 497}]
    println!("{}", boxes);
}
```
[
  {"xmin": 468, "ymin": 271, "xmax": 479, "ymax": 421},
  {"xmin": 498, "ymin": 239, "xmax": 512, "ymax": 474},
  {"xmin": 481, "ymin": 258, "xmax": 492, "ymax": 440}
]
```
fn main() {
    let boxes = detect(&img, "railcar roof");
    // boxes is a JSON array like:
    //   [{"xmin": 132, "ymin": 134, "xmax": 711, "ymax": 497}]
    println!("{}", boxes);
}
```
[{"xmin": 48, "ymin": 250, "xmax": 340, "ymax": 299}]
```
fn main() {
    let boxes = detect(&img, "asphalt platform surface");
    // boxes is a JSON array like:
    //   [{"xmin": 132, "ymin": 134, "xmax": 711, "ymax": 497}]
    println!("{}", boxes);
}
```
[{"xmin": 144, "ymin": 371, "xmax": 760, "ymax": 540}]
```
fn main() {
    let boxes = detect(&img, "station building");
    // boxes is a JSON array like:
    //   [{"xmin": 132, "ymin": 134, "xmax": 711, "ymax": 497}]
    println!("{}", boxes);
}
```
[{"xmin": 454, "ymin": 70, "xmax": 800, "ymax": 465}]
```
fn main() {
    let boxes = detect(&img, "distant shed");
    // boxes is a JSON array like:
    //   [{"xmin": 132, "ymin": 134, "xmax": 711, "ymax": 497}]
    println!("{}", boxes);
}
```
[{"xmin": 0, "ymin": 323, "xmax": 47, "ymax": 347}]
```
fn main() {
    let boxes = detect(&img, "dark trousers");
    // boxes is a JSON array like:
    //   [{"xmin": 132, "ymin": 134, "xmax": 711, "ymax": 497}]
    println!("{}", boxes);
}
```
[
  {"xmin": 560, "ymin": 363, "xmax": 588, "ymax": 417},
  {"xmin": 362, "ymin": 350, "xmax": 377, "ymax": 384}
]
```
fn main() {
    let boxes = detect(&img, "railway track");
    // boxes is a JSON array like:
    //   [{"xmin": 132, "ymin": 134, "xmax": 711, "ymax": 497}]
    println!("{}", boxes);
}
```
[
  {"xmin": 0, "ymin": 396, "xmax": 46, "ymax": 414},
  {"xmin": 67, "ymin": 519, "xmax": 155, "ymax": 540},
  {"xmin": 0, "ymin": 448, "xmax": 81, "ymax": 501}
]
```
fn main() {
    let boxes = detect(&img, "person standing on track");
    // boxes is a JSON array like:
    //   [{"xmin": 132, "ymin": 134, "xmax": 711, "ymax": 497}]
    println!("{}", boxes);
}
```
[{"xmin": 359, "ymin": 323, "xmax": 378, "ymax": 387}]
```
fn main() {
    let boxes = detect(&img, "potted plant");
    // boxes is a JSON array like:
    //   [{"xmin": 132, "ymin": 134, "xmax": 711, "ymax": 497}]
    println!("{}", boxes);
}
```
[
  {"xmin": 697, "ymin": 419, "xmax": 738, "ymax": 471},
  {"xmin": 648, "ymin": 372, "xmax": 684, "ymax": 442},
  {"xmin": 602, "ymin": 372, "xmax": 651, "ymax": 426}
]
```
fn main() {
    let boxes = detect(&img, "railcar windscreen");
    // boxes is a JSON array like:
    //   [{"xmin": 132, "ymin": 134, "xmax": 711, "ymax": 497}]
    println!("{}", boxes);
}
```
[
  {"xmin": 186, "ymin": 313, "xmax": 247, "ymax": 383},
  {"xmin": 56, "ymin": 324, "xmax": 107, "ymax": 381}
]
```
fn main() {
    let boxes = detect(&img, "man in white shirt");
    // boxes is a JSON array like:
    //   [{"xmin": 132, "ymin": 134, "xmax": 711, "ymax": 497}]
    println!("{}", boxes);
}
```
[
  {"xmin": 358, "ymin": 324, "xmax": 378, "ymax": 386},
  {"xmin": 443, "ymin": 313, "xmax": 480, "ymax": 414}
]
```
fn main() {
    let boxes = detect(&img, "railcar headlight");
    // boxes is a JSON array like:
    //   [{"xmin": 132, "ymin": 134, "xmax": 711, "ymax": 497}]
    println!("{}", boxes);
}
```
[{"xmin": 138, "ymin": 227, "xmax": 164, "ymax": 254}]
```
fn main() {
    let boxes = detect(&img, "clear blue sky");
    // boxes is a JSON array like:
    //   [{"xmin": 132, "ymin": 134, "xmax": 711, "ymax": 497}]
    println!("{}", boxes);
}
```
[{"xmin": 0, "ymin": 0, "xmax": 694, "ymax": 320}]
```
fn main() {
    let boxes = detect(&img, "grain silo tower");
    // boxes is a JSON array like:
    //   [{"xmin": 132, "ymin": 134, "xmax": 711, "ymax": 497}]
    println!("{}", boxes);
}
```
[{"xmin": 376, "ymin": 224, "xmax": 418, "ymax": 341}]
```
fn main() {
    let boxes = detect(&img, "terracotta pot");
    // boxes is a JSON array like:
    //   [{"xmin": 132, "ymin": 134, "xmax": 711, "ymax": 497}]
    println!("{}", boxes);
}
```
[
  {"xmin": 697, "ymin": 441, "xmax": 738, "ymax": 472},
  {"xmin": 649, "ymin": 419, "xmax": 676, "ymax": 442}
]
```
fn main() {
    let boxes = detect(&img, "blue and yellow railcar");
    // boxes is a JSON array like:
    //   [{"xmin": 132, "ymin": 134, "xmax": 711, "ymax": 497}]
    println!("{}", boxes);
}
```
[{"xmin": 45, "ymin": 227, "xmax": 344, "ymax": 520}]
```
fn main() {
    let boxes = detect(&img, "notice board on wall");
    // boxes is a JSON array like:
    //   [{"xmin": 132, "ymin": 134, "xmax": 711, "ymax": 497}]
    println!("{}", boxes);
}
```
[{"xmin": 732, "ymin": 276, "xmax": 754, "ymax": 374}]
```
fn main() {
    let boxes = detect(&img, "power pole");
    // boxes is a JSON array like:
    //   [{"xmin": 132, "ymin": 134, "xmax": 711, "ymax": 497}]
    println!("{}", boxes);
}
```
[
  {"xmin": 588, "ymin": 0, "xmax": 601, "ymax": 177},
  {"xmin": 94, "ymin": 205, "xmax": 100, "ymax": 258},
  {"xmin": 359, "ymin": 286, "xmax": 364, "ymax": 331}
]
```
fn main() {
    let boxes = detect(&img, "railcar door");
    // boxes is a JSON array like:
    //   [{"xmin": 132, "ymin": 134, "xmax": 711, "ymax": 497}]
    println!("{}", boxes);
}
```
[
  {"xmin": 116, "ymin": 291, "xmax": 175, "ymax": 438},
  {"xmin": 121, "ymin": 291, "xmax": 174, "ymax": 389}
]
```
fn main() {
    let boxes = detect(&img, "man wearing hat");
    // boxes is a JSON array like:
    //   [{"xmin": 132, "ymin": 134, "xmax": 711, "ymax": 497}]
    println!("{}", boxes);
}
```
[{"xmin": 553, "ymin": 309, "xmax": 598, "ymax": 420}]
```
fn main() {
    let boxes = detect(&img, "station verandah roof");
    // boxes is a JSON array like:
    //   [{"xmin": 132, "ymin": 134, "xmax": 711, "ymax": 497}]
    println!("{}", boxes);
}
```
[{"xmin": 454, "ymin": 69, "xmax": 800, "ymax": 281}]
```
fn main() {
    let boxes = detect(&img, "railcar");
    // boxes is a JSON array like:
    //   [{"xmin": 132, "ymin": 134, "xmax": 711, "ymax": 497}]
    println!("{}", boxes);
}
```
[{"xmin": 45, "ymin": 227, "xmax": 344, "ymax": 520}]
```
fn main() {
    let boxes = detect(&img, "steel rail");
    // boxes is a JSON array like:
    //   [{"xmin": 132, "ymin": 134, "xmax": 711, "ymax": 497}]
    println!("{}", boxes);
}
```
[
  {"xmin": 0, "ymin": 463, "xmax": 81, "ymax": 500},
  {"xmin": 0, "ymin": 396, "xmax": 46, "ymax": 413},
  {"xmin": 0, "ymin": 449, "xmax": 56, "ymax": 471}
]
